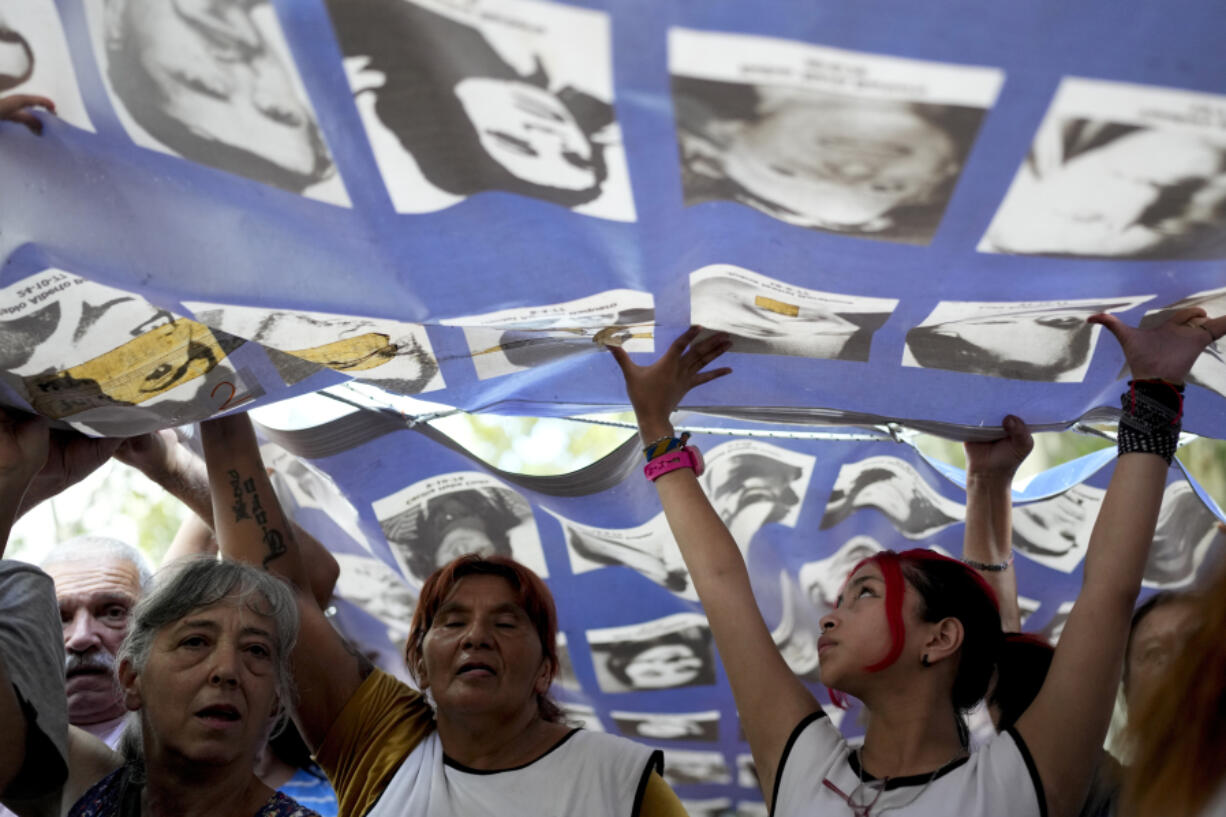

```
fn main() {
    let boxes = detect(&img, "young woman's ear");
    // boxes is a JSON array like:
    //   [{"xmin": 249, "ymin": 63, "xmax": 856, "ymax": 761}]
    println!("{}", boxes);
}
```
[
  {"xmin": 118, "ymin": 658, "xmax": 143, "ymax": 712},
  {"xmin": 922, "ymin": 617, "xmax": 965, "ymax": 666}
]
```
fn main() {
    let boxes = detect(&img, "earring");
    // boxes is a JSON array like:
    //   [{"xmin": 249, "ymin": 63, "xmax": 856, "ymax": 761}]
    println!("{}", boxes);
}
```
[{"xmin": 921, "ymin": 654, "xmax": 931, "ymax": 667}]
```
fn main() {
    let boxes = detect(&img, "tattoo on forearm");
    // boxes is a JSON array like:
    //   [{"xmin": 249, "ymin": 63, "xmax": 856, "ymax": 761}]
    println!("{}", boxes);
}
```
[
  {"xmin": 262, "ymin": 529, "xmax": 287, "ymax": 570},
  {"xmin": 228, "ymin": 470, "xmax": 250, "ymax": 522},
  {"xmin": 229, "ymin": 469, "xmax": 291, "ymax": 570}
]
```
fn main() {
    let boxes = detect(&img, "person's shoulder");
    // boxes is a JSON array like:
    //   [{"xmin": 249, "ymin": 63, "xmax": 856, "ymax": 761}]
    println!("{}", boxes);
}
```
[
  {"xmin": 258, "ymin": 791, "xmax": 322, "ymax": 817},
  {"xmin": 552, "ymin": 728, "xmax": 662, "ymax": 782},
  {"xmin": 566, "ymin": 727, "xmax": 652, "ymax": 757},
  {"xmin": 963, "ymin": 728, "xmax": 1046, "ymax": 815},
  {"xmin": 0, "ymin": 560, "xmax": 53, "ymax": 594},
  {"xmin": 350, "ymin": 669, "xmax": 429, "ymax": 717},
  {"xmin": 314, "ymin": 669, "xmax": 434, "ymax": 782},
  {"xmin": 64, "ymin": 764, "xmax": 125, "ymax": 817}
]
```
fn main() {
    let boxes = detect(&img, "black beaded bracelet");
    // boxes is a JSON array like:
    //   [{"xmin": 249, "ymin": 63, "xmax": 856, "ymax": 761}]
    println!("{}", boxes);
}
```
[{"xmin": 1118, "ymin": 379, "xmax": 1183, "ymax": 464}]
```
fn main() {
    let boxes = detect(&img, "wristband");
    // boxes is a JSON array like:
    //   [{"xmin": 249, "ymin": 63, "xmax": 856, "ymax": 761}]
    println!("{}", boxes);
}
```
[
  {"xmin": 643, "ymin": 432, "xmax": 690, "ymax": 463},
  {"xmin": 644, "ymin": 446, "xmax": 704, "ymax": 481},
  {"xmin": 1118, "ymin": 379, "xmax": 1183, "ymax": 464},
  {"xmin": 964, "ymin": 554, "xmax": 1013, "ymax": 572}
]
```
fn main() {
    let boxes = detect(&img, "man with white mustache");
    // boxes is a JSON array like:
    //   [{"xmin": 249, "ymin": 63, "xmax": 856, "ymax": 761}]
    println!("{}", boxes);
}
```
[{"xmin": 41, "ymin": 536, "xmax": 151, "ymax": 748}]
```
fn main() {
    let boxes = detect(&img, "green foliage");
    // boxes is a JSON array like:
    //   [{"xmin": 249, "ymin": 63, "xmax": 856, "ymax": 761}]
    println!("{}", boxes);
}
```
[{"xmin": 1178, "ymin": 437, "xmax": 1226, "ymax": 512}]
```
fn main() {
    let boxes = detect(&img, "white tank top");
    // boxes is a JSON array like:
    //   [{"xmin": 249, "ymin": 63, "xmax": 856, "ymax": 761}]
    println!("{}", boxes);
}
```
[
  {"xmin": 365, "ymin": 727, "xmax": 661, "ymax": 817},
  {"xmin": 772, "ymin": 712, "xmax": 1047, "ymax": 817}
]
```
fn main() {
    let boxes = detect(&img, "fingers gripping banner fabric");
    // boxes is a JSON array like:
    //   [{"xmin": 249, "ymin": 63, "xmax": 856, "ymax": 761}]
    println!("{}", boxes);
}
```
[
  {"xmin": 0, "ymin": 0, "xmax": 1224, "ymax": 435},
  {"xmin": 260, "ymin": 410, "xmax": 1225, "ymax": 809}
]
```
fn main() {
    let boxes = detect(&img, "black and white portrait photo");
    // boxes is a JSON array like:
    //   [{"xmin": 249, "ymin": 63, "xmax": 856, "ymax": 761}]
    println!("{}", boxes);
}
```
[
  {"xmin": 1012, "ymin": 484, "xmax": 1106, "ymax": 573},
  {"xmin": 1144, "ymin": 481, "xmax": 1223, "ymax": 588},
  {"xmin": 187, "ymin": 301, "xmax": 444, "ymax": 395},
  {"xmin": 373, "ymin": 472, "xmax": 547, "ymax": 585},
  {"xmin": 820, "ymin": 456, "xmax": 964, "ymax": 539},
  {"xmin": 558, "ymin": 703, "xmax": 604, "ymax": 732},
  {"xmin": 771, "ymin": 571, "xmax": 823, "ymax": 681},
  {"xmin": 1037, "ymin": 601, "xmax": 1075, "ymax": 647},
  {"xmin": 586, "ymin": 613, "xmax": 716, "ymax": 694},
  {"xmin": 981, "ymin": 78, "xmax": 1226, "ymax": 259},
  {"xmin": 264, "ymin": 442, "xmax": 376, "ymax": 553},
  {"xmin": 0, "ymin": 271, "xmax": 246, "ymax": 436},
  {"xmin": 443, "ymin": 290, "xmax": 653, "ymax": 381},
  {"xmin": 699, "ymin": 439, "xmax": 816, "ymax": 554},
  {"xmin": 669, "ymin": 28, "xmax": 1001, "ymax": 243},
  {"xmin": 84, "ymin": 0, "xmax": 349, "ymax": 204},
  {"xmin": 553, "ymin": 632, "xmax": 580, "ymax": 691},
  {"xmin": 660, "ymin": 750, "xmax": 732, "ymax": 787},
  {"xmin": 331, "ymin": 553, "xmax": 418, "ymax": 641},
  {"xmin": 689, "ymin": 265, "xmax": 896, "ymax": 361},
  {"xmin": 799, "ymin": 536, "xmax": 883, "ymax": 611},
  {"xmin": 0, "ymin": 1, "xmax": 93, "ymax": 129},
  {"xmin": 769, "ymin": 569, "xmax": 828, "ymax": 677},
  {"xmin": 902, "ymin": 296, "xmax": 1152, "ymax": 382},
  {"xmin": 609, "ymin": 709, "xmax": 720, "ymax": 743},
  {"xmin": 327, "ymin": 0, "xmax": 634, "ymax": 220},
  {"xmin": 737, "ymin": 754, "xmax": 759, "ymax": 789},
  {"xmin": 1140, "ymin": 286, "xmax": 1226, "ymax": 398},
  {"xmin": 551, "ymin": 509, "xmax": 694, "ymax": 600}
]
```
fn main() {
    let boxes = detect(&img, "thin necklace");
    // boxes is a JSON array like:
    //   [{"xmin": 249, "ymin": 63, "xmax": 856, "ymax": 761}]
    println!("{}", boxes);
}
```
[{"xmin": 821, "ymin": 746, "xmax": 967, "ymax": 817}]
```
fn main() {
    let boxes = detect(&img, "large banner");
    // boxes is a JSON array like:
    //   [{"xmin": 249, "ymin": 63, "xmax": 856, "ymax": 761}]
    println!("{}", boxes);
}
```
[
  {"xmin": 258, "ymin": 408, "xmax": 1225, "ymax": 811},
  {"xmin": 0, "ymin": 0, "xmax": 1223, "ymax": 436}
]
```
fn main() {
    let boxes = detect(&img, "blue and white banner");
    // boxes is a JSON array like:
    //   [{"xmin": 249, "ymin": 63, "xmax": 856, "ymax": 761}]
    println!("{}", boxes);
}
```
[
  {"xmin": 0, "ymin": 0, "xmax": 1224, "ymax": 435},
  {"xmin": 257, "ymin": 408, "xmax": 1225, "ymax": 809},
  {"xmin": 2, "ymin": 1, "xmax": 1225, "ymax": 807}
]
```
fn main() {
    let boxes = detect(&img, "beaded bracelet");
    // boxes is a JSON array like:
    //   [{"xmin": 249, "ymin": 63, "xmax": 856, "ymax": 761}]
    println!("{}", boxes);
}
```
[
  {"xmin": 643, "ymin": 432, "xmax": 690, "ymax": 462},
  {"xmin": 964, "ymin": 554, "xmax": 1013, "ymax": 572},
  {"xmin": 1118, "ymin": 379, "xmax": 1183, "ymax": 464}
]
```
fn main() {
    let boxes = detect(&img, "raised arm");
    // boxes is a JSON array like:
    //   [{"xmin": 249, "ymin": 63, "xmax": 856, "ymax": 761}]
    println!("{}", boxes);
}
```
[
  {"xmin": 0, "ymin": 410, "xmax": 48, "ymax": 797},
  {"xmin": 0, "ymin": 410, "xmax": 120, "ymax": 817},
  {"xmin": 115, "ymin": 431, "xmax": 213, "ymax": 525},
  {"xmin": 611, "ymin": 328, "xmax": 820, "ymax": 809},
  {"xmin": 120, "ymin": 431, "xmax": 339, "ymax": 606},
  {"xmin": 200, "ymin": 413, "xmax": 368, "ymax": 750},
  {"xmin": 962, "ymin": 415, "xmax": 1032, "ymax": 631},
  {"xmin": 1015, "ymin": 309, "xmax": 1226, "ymax": 817}
]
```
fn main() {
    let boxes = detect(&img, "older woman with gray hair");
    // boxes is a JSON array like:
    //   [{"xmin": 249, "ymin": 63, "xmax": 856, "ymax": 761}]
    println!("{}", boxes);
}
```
[{"xmin": 0, "ymin": 409, "xmax": 320, "ymax": 817}]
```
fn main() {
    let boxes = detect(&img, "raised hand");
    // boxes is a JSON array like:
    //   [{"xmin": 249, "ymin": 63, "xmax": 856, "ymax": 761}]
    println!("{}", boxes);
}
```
[
  {"xmin": 964, "ymin": 414, "xmax": 1033, "ymax": 478},
  {"xmin": 0, "ymin": 94, "xmax": 55, "ymax": 134},
  {"xmin": 18, "ymin": 428, "xmax": 123, "ymax": 515},
  {"xmin": 609, "ymin": 326, "xmax": 731, "ymax": 440},
  {"xmin": 115, "ymin": 428, "xmax": 183, "ymax": 478},
  {"xmin": 0, "ymin": 408, "xmax": 49, "ymax": 493},
  {"xmin": 1089, "ymin": 307, "xmax": 1225, "ymax": 384}
]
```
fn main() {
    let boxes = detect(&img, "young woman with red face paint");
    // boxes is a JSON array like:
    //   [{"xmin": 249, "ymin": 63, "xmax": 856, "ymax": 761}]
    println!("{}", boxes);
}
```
[{"xmin": 611, "ymin": 308, "xmax": 1225, "ymax": 817}]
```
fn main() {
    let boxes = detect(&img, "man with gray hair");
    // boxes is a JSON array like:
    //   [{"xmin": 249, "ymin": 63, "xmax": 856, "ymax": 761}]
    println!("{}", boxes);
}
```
[{"xmin": 40, "ymin": 535, "xmax": 152, "ymax": 748}]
